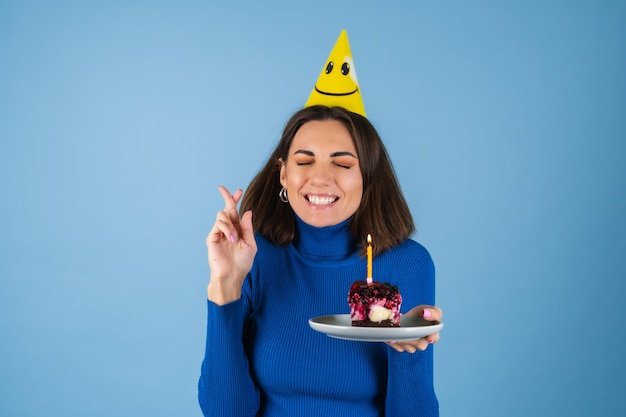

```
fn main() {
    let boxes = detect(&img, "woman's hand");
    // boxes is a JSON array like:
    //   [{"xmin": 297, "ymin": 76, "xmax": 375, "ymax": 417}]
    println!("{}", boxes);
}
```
[
  {"xmin": 206, "ymin": 186, "xmax": 257, "ymax": 305},
  {"xmin": 386, "ymin": 305, "xmax": 442, "ymax": 353}
]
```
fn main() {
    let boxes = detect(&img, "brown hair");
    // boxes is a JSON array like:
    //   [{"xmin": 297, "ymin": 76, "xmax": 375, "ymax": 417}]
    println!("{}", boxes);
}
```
[{"xmin": 240, "ymin": 105, "xmax": 415, "ymax": 256}]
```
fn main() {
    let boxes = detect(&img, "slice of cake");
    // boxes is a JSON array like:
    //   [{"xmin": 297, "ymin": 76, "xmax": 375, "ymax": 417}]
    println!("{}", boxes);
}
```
[{"xmin": 348, "ymin": 280, "xmax": 402, "ymax": 327}]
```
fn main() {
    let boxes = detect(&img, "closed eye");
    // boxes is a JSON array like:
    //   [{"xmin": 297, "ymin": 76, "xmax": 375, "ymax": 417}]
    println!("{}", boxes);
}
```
[{"xmin": 333, "ymin": 157, "xmax": 355, "ymax": 169}]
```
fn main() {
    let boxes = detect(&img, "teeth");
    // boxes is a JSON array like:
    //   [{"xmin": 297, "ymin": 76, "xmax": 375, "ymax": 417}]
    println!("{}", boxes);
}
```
[{"xmin": 308, "ymin": 195, "xmax": 337, "ymax": 205}]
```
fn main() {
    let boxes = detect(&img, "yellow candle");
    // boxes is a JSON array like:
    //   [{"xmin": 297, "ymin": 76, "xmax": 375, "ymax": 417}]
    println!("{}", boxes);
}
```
[{"xmin": 367, "ymin": 234, "xmax": 372, "ymax": 284}]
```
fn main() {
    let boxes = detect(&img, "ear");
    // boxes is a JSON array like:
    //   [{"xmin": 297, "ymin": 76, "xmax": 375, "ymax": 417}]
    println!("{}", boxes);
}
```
[{"xmin": 278, "ymin": 158, "xmax": 287, "ymax": 188}]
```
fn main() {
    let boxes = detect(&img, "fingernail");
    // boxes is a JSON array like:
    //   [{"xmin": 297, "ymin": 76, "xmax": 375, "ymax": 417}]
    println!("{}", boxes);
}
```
[
  {"xmin": 423, "ymin": 309, "xmax": 432, "ymax": 319},
  {"xmin": 230, "ymin": 233, "xmax": 236, "ymax": 243},
  {"xmin": 388, "ymin": 341, "xmax": 397, "ymax": 344}
]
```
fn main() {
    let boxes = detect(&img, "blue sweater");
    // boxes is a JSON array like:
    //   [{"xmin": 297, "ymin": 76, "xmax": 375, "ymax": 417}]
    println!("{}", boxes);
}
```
[{"xmin": 198, "ymin": 217, "xmax": 438, "ymax": 416}]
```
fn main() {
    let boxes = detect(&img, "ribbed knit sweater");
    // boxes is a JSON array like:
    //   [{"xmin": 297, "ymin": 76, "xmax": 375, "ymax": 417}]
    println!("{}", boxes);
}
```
[{"xmin": 198, "ymin": 217, "xmax": 439, "ymax": 416}]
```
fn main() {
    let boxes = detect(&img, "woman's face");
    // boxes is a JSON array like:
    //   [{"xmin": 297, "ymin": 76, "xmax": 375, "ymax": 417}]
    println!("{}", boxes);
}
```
[{"xmin": 280, "ymin": 119, "xmax": 363, "ymax": 228}]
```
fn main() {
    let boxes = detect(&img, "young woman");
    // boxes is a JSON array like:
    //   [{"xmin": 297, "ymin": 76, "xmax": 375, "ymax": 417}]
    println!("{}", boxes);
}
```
[{"xmin": 199, "ymin": 105, "xmax": 442, "ymax": 416}]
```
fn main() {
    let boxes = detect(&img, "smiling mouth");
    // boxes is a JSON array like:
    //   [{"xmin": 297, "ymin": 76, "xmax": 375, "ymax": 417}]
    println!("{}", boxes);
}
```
[
  {"xmin": 306, "ymin": 195, "xmax": 339, "ymax": 206},
  {"xmin": 314, "ymin": 86, "xmax": 359, "ymax": 97}
]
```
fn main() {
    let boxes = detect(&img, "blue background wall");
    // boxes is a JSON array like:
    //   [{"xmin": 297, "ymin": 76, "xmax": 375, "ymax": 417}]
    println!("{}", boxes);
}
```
[{"xmin": 1, "ymin": 1, "xmax": 624, "ymax": 416}]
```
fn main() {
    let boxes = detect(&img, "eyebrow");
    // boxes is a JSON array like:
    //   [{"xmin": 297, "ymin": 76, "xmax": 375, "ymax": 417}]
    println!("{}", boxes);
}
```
[{"xmin": 293, "ymin": 149, "xmax": 357, "ymax": 158}]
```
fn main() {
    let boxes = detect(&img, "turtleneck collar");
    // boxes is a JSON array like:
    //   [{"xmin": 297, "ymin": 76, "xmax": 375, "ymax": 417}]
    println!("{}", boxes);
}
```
[{"xmin": 292, "ymin": 215, "xmax": 359, "ymax": 261}]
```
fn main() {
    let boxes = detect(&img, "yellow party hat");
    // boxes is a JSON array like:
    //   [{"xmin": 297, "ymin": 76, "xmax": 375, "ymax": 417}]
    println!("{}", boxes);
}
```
[{"xmin": 305, "ymin": 30, "xmax": 366, "ymax": 117}]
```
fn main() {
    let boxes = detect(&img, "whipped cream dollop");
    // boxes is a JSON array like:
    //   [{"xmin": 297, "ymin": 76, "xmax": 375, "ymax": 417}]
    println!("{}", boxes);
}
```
[{"xmin": 368, "ymin": 305, "xmax": 394, "ymax": 323}]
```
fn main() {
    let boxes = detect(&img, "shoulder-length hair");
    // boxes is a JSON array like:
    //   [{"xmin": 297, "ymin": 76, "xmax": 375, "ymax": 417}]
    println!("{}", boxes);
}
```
[{"xmin": 240, "ymin": 105, "xmax": 414, "ymax": 256}]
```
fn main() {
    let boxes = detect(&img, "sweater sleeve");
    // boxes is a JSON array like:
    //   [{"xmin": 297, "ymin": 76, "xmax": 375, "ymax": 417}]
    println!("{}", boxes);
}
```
[
  {"xmin": 386, "ymin": 348, "xmax": 438, "ymax": 416},
  {"xmin": 197, "ymin": 295, "xmax": 260, "ymax": 416},
  {"xmin": 385, "ymin": 241, "xmax": 439, "ymax": 417}
]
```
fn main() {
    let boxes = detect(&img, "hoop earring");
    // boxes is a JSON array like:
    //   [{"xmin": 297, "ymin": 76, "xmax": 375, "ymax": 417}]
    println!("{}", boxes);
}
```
[{"xmin": 279, "ymin": 187, "xmax": 289, "ymax": 203}]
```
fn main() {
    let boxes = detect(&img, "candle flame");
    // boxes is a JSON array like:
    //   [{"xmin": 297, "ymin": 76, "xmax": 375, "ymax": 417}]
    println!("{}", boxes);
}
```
[{"xmin": 367, "ymin": 234, "xmax": 371, "ymax": 244}]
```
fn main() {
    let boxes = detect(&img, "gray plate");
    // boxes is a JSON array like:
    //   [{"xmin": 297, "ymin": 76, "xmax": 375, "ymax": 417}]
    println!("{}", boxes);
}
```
[{"xmin": 309, "ymin": 314, "xmax": 443, "ymax": 342}]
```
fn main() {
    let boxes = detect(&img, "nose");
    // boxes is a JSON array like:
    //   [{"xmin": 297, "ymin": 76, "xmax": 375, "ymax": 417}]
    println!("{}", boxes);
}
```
[{"xmin": 309, "ymin": 164, "xmax": 331, "ymax": 186}]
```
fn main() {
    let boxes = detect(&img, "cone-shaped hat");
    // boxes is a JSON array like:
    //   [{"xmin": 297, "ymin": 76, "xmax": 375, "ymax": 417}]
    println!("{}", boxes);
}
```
[{"xmin": 305, "ymin": 30, "xmax": 366, "ymax": 117}]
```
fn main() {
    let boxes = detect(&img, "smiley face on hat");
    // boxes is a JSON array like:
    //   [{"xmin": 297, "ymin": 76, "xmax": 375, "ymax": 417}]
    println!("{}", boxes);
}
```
[{"xmin": 305, "ymin": 30, "xmax": 366, "ymax": 117}]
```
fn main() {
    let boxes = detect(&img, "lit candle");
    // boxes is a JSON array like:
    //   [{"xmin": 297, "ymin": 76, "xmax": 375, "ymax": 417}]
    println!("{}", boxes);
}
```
[{"xmin": 367, "ymin": 234, "xmax": 373, "ymax": 284}]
